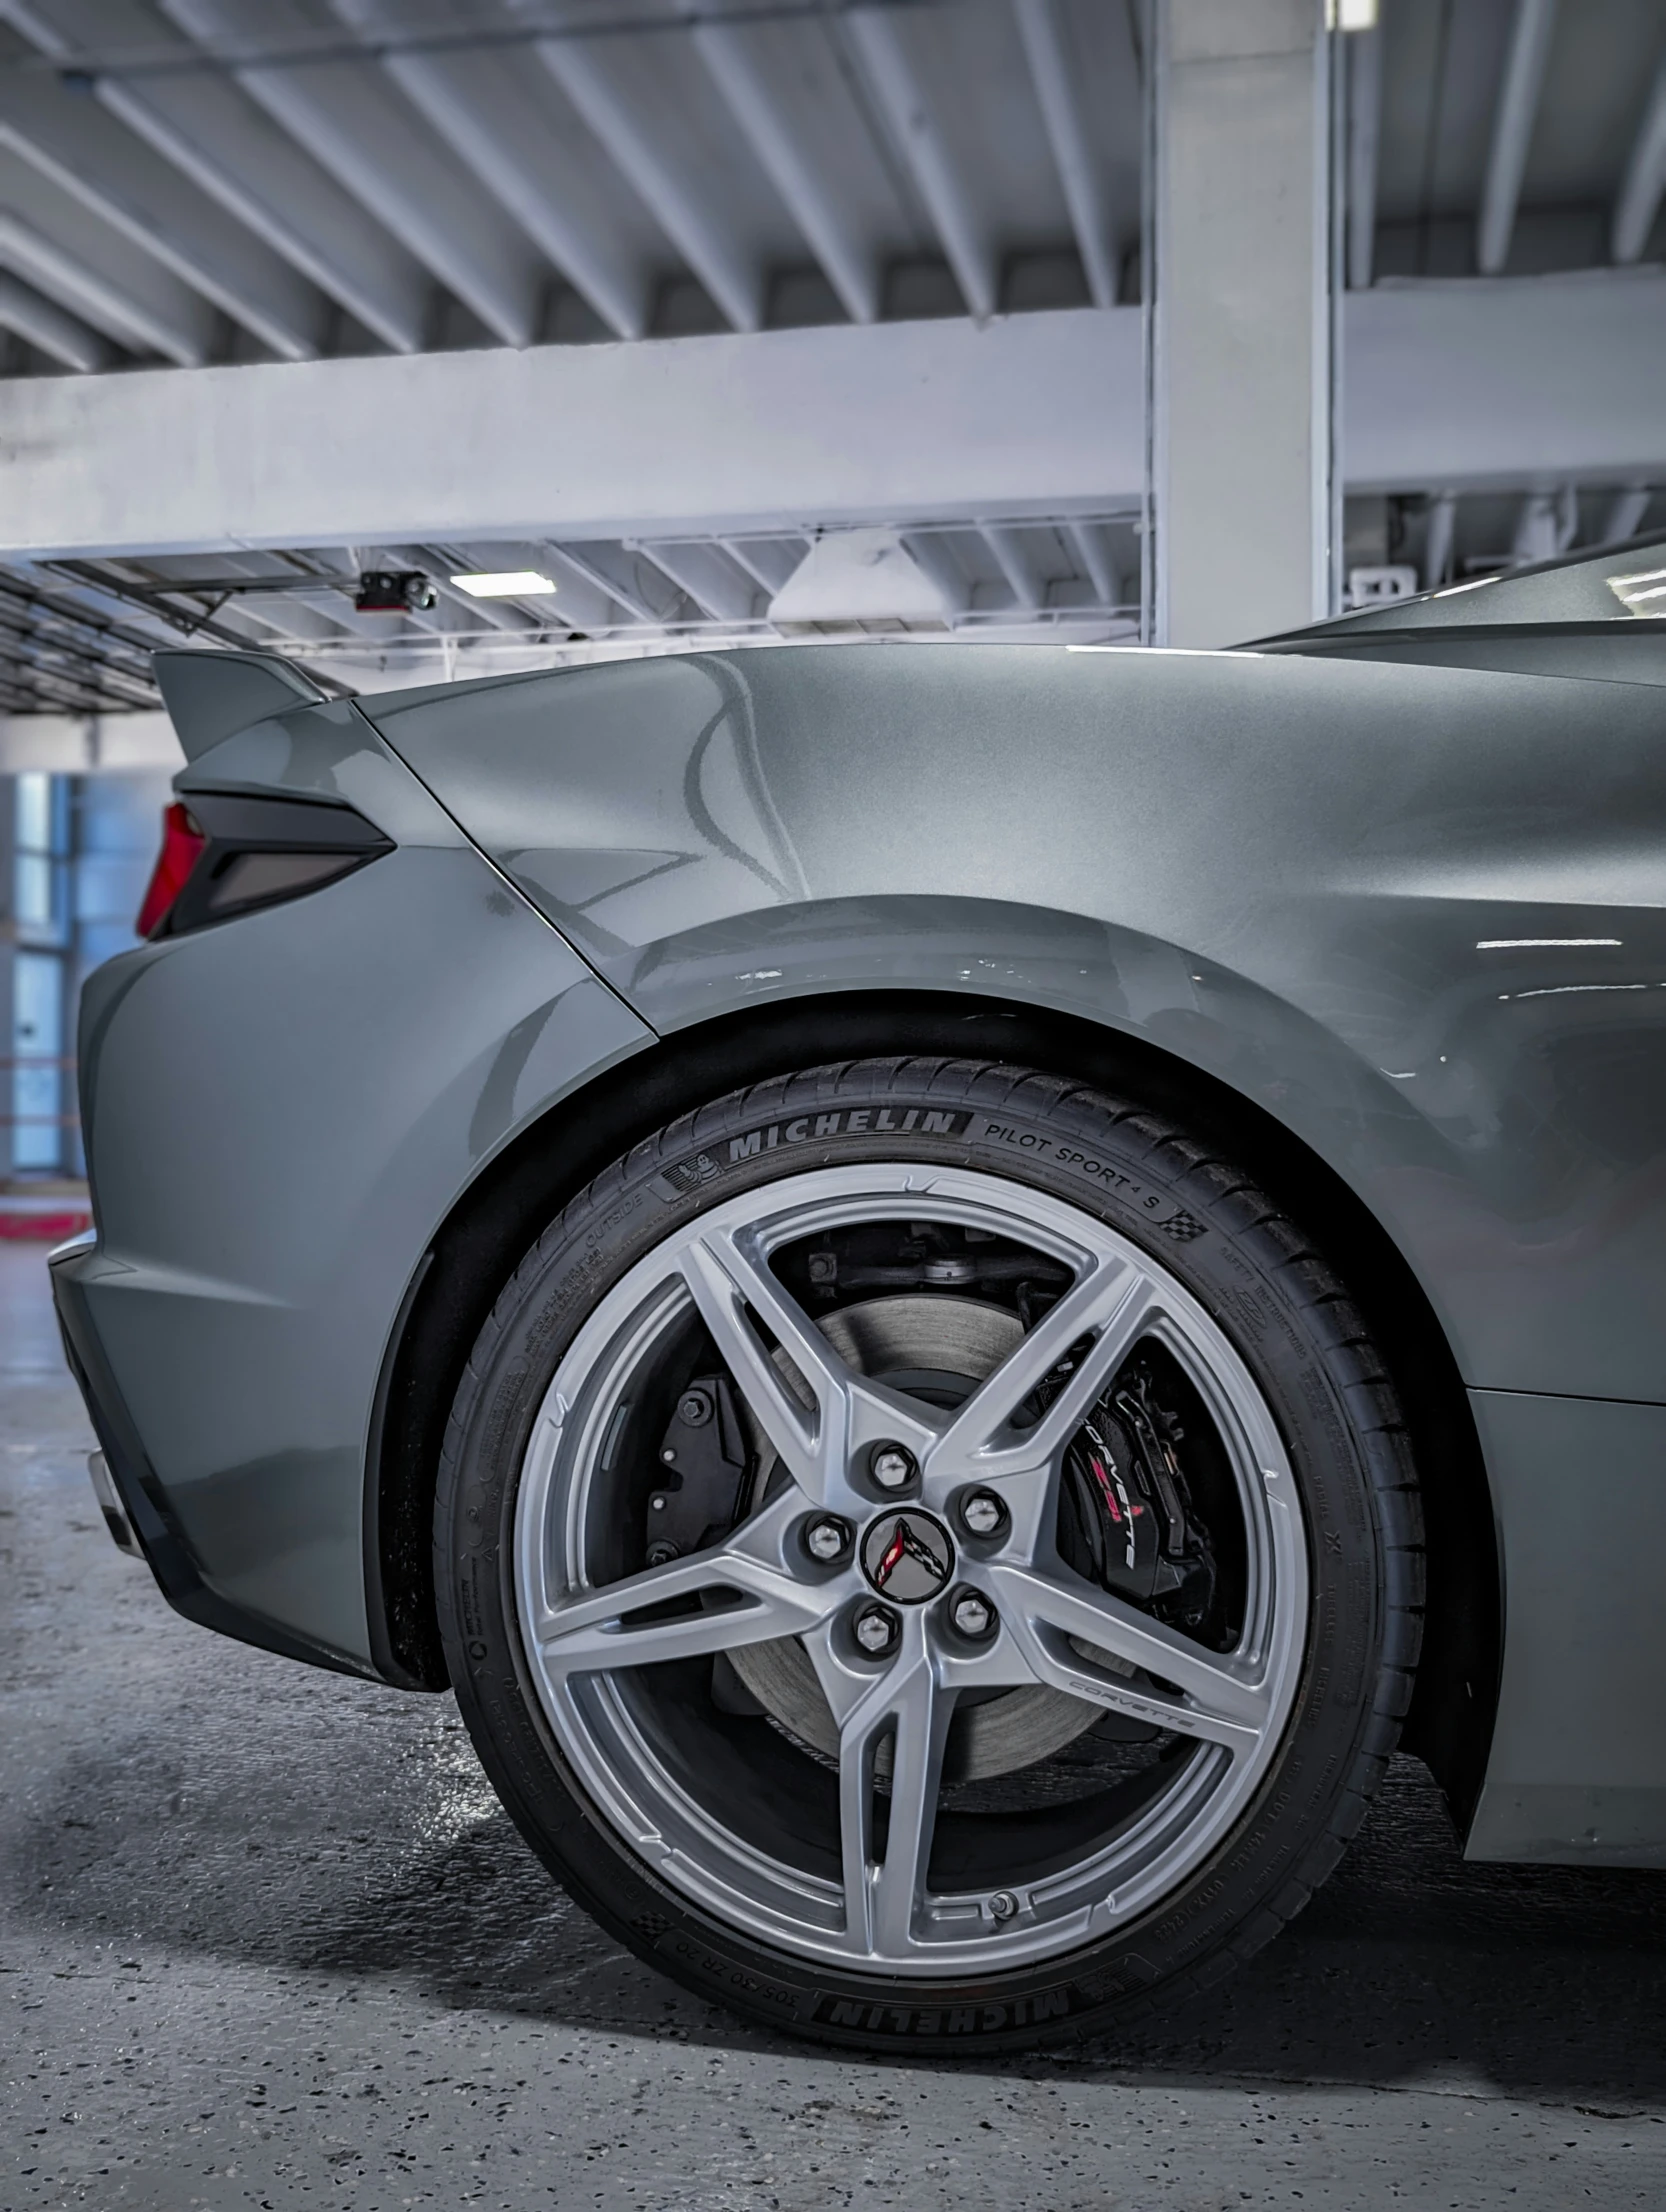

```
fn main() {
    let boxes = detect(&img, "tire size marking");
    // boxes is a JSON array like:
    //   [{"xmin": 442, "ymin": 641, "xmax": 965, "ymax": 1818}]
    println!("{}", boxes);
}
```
[{"xmin": 654, "ymin": 1931, "xmax": 803, "ymax": 2019}]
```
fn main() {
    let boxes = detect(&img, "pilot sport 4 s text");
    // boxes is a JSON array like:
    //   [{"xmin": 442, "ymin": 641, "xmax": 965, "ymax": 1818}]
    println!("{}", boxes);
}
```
[{"xmin": 52, "ymin": 536, "xmax": 1666, "ymax": 2053}]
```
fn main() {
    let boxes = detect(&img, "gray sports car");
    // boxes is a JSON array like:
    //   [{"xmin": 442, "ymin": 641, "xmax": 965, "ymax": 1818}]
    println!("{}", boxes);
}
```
[{"xmin": 51, "ymin": 534, "xmax": 1666, "ymax": 2052}]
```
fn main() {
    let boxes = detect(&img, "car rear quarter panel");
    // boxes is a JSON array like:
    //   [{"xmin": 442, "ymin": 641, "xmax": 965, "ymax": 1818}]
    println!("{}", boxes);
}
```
[
  {"xmin": 362, "ymin": 642, "xmax": 1666, "ymax": 1408},
  {"xmin": 55, "ymin": 705, "xmax": 648, "ymax": 1670}
]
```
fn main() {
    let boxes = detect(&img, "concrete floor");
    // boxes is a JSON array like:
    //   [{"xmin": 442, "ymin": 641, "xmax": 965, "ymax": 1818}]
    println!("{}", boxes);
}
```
[{"xmin": 4, "ymin": 1246, "xmax": 1665, "ymax": 2211}]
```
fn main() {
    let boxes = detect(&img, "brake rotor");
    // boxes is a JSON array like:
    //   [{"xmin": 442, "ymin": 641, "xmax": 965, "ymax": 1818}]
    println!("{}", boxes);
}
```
[{"xmin": 727, "ymin": 1293, "xmax": 1100, "ymax": 1784}]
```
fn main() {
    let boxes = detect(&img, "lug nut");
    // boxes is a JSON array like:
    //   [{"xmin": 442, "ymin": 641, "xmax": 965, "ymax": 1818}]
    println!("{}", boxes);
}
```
[
  {"xmin": 870, "ymin": 1442, "xmax": 916, "ymax": 1492},
  {"xmin": 854, "ymin": 1603, "xmax": 900, "ymax": 1656},
  {"xmin": 959, "ymin": 1488, "xmax": 1007, "ymax": 1539},
  {"xmin": 804, "ymin": 1515, "xmax": 851, "ymax": 1563},
  {"xmin": 949, "ymin": 1588, "xmax": 996, "ymax": 1640}
]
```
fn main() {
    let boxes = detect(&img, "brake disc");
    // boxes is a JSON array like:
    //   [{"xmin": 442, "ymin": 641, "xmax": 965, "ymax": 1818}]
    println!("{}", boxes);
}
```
[{"xmin": 728, "ymin": 1293, "xmax": 1100, "ymax": 1783}]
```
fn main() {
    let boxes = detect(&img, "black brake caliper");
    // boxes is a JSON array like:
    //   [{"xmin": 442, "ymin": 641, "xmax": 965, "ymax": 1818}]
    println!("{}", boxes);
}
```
[
  {"xmin": 646, "ymin": 1374, "xmax": 751, "ymax": 1566},
  {"xmin": 1059, "ymin": 1361, "xmax": 1218, "ymax": 1634}
]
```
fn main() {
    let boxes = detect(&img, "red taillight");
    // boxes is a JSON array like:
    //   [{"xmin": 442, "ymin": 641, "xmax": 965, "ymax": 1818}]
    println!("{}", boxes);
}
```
[{"xmin": 136, "ymin": 802, "xmax": 206, "ymax": 939}]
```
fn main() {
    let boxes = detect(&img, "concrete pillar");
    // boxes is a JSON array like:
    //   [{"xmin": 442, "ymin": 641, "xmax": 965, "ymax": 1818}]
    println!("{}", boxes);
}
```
[{"xmin": 1147, "ymin": 0, "xmax": 1337, "ymax": 647}]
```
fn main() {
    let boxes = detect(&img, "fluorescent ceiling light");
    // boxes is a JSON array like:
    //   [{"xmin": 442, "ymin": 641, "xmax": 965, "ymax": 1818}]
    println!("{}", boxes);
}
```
[
  {"xmin": 450, "ymin": 569, "xmax": 558, "ymax": 598},
  {"xmin": 1328, "ymin": 0, "xmax": 1378, "ymax": 24}
]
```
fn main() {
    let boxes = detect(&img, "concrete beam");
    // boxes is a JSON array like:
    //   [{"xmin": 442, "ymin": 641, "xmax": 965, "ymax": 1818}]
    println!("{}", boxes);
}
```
[
  {"xmin": 165, "ymin": 0, "xmax": 543, "ymax": 351},
  {"xmin": 531, "ymin": 23, "xmax": 763, "ymax": 335},
  {"xmin": 334, "ymin": 0, "xmax": 648, "ymax": 341},
  {"xmin": 1345, "ymin": 24, "xmax": 1381, "ymax": 290},
  {"xmin": 0, "ymin": 309, "xmax": 1145, "ymax": 560},
  {"xmin": 694, "ymin": 19, "xmax": 878, "ymax": 326},
  {"xmin": 1344, "ymin": 270, "xmax": 1666, "ymax": 491},
  {"xmin": 0, "ymin": 271, "xmax": 111, "ymax": 373},
  {"xmin": 0, "ymin": 143, "xmax": 222, "ymax": 366},
  {"xmin": 1477, "ymin": 0, "xmax": 1558, "ymax": 277},
  {"xmin": 845, "ymin": 11, "xmax": 997, "ymax": 321},
  {"xmin": 1612, "ymin": 49, "xmax": 1666, "ymax": 266},
  {"xmin": 0, "ymin": 65, "xmax": 327, "ymax": 360},
  {"xmin": 1014, "ymin": 0, "xmax": 1120, "ymax": 309},
  {"xmin": 1, "ymin": 274, "xmax": 1664, "ymax": 564},
  {"xmin": 4, "ymin": 0, "xmax": 435, "ymax": 355}
]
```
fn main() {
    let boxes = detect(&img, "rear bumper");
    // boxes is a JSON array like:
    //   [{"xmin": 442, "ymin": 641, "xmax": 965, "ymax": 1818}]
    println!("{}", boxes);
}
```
[{"xmin": 51, "ymin": 1234, "xmax": 372, "ymax": 1674}]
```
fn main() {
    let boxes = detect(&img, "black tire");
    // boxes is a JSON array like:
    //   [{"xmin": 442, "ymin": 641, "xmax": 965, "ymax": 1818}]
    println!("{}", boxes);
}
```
[{"xmin": 435, "ymin": 1057, "xmax": 1423, "ymax": 2055}]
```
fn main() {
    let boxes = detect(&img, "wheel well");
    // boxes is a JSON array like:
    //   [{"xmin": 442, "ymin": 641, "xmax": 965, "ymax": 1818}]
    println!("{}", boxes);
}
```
[{"xmin": 367, "ymin": 989, "xmax": 1499, "ymax": 1829}]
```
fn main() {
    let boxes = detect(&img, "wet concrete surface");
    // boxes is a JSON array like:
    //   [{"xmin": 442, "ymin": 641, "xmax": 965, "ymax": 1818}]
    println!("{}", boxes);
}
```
[{"xmin": 3, "ymin": 1244, "xmax": 1665, "ymax": 2209}]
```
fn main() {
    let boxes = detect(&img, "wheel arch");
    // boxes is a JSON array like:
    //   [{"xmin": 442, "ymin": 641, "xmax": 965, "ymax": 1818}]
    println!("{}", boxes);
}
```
[{"xmin": 367, "ymin": 987, "xmax": 1498, "ymax": 1832}]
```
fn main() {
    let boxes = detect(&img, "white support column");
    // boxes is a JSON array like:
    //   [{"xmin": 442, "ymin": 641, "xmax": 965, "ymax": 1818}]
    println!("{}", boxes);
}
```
[{"xmin": 1147, "ymin": 0, "xmax": 1335, "ymax": 648}]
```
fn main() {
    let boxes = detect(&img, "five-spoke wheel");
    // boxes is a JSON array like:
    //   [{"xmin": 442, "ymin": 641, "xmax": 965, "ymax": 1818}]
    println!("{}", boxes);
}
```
[{"xmin": 517, "ymin": 1162, "xmax": 1303, "ymax": 1972}]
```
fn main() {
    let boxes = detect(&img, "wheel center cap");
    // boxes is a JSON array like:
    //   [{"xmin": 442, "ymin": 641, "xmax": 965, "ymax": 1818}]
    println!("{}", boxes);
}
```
[{"xmin": 860, "ymin": 1509, "xmax": 955, "ymax": 1604}]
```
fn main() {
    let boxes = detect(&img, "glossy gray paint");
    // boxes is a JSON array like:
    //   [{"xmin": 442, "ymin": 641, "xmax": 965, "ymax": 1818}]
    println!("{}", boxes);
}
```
[
  {"xmin": 1465, "ymin": 1389, "xmax": 1666, "ymax": 1868},
  {"xmin": 54, "ymin": 609, "xmax": 1666, "ymax": 1862},
  {"xmin": 363, "ymin": 641, "xmax": 1666, "ymax": 1407},
  {"xmin": 53, "ymin": 702, "xmax": 649, "ymax": 1671},
  {"xmin": 1267, "ymin": 626, "xmax": 1666, "ymax": 687},
  {"xmin": 153, "ymin": 648, "xmax": 328, "ymax": 760}
]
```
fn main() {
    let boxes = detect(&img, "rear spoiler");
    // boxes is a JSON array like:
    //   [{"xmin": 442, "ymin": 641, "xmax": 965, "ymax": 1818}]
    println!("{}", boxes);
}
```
[{"xmin": 152, "ymin": 649, "xmax": 331, "ymax": 763}]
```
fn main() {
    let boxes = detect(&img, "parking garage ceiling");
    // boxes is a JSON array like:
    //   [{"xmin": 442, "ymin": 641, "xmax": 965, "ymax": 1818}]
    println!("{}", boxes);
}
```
[{"xmin": 0, "ymin": 0, "xmax": 1663, "ymax": 712}]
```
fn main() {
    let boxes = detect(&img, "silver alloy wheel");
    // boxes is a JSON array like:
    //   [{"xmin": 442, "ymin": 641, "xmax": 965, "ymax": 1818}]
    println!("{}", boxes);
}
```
[{"xmin": 514, "ymin": 1163, "xmax": 1308, "ymax": 1977}]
